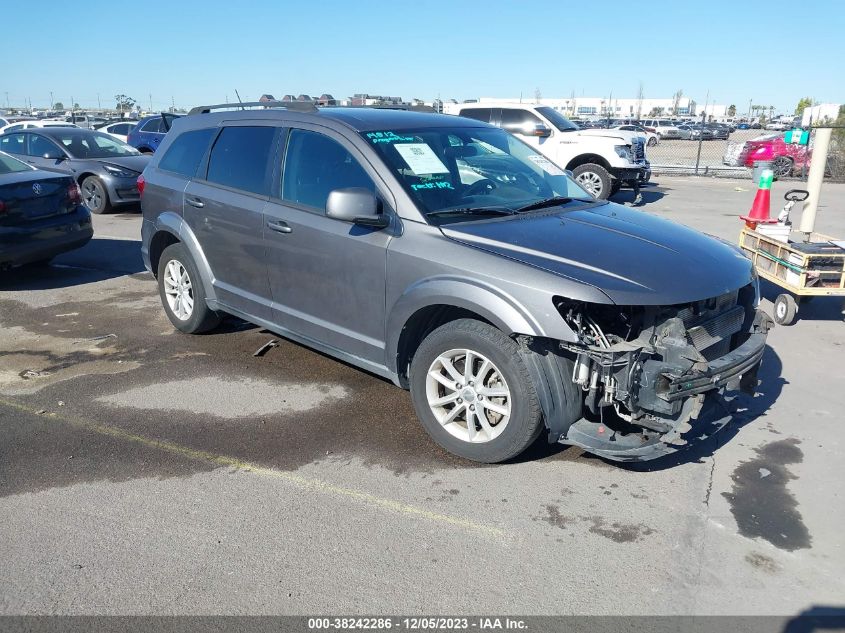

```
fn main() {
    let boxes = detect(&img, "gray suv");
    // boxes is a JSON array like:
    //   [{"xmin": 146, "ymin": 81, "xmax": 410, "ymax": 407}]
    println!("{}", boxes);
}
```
[{"xmin": 140, "ymin": 102, "xmax": 772, "ymax": 464}]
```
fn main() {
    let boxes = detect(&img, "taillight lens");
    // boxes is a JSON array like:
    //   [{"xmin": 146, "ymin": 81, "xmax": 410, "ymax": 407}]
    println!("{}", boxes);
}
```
[
  {"xmin": 68, "ymin": 183, "xmax": 82, "ymax": 205},
  {"xmin": 137, "ymin": 173, "xmax": 145, "ymax": 197}
]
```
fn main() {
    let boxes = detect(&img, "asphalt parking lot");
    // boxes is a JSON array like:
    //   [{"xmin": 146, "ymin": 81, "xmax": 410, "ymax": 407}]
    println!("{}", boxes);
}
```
[{"xmin": 1, "ymin": 176, "xmax": 844, "ymax": 616}]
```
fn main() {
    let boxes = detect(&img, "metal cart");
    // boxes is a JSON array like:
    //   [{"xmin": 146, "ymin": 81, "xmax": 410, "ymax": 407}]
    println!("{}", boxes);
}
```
[{"xmin": 739, "ymin": 225, "xmax": 845, "ymax": 325}]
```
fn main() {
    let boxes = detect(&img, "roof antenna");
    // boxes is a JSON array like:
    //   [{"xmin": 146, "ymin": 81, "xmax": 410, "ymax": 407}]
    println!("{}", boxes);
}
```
[{"xmin": 234, "ymin": 89, "xmax": 244, "ymax": 110}]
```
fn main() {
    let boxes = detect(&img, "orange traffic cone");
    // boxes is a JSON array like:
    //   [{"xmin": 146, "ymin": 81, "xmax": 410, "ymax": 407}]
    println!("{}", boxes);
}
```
[{"xmin": 741, "ymin": 168, "xmax": 777, "ymax": 229}]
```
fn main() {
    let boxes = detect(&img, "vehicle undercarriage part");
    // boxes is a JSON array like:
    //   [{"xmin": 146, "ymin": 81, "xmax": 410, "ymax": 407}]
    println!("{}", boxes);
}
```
[{"xmin": 525, "ymin": 285, "xmax": 772, "ymax": 461}]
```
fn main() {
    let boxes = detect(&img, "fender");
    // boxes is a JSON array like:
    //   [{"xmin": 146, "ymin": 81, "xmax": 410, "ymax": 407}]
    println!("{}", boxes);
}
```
[
  {"xmin": 144, "ymin": 211, "xmax": 220, "ymax": 306},
  {"xmin": 385, "ymin": 275, "xmax": 579, "ymax": 375}
]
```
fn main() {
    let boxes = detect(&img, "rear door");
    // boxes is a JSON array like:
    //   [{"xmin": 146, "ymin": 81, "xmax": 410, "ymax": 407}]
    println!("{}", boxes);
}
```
[
  {"xmin": 262, "ymin": 125, "xmax": 392, "ymax": 364},
  {"xmin": 183, "ymin": 122, "xmax": 279, "ymax": 320}
]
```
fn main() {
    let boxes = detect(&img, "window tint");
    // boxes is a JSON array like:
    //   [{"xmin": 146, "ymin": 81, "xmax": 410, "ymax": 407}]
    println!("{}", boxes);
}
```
[
  {"xmin": 206, "ymin": 126, "xmax": 276, "ymax": 195},
  {"xmin": 459, "ymin": 108, "xmax": 492, "ymax": 123},
  {"xmin": 111, "ymin": 123, "xmax": 131, "ymax": 135},
  {"xmin": 500, "ymin": 109, "xmax": 543, "ymax": 133},
  {"xmin": 28, "ymin": 135, "xmax": 62, "ymax": 158},
  {"xmin": 282, "ymin": 129, "xmax": 374, "ymax": 211},
  {"xmin": 6, "ymin": 123, "xmax": 24, "ymax": 132},
  {"xmin": 0, "ymin": 133, "xmax": 26, "ymax": 154},
  {"xmin": 141, "ymin": 118, "xmax": 162, "ymax": 133},
  {"xmin": 159, "ymin": 128, "xmax": 215, "ymax": 178}
]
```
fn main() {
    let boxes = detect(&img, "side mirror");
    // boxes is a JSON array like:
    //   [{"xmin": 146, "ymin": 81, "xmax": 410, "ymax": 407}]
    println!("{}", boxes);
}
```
[
  {"xmin": 326, "ymin": 188, "xmax": 388, "ymax": 228},
  {"xmin": 518, "ymin": 124, "xmax": 551, "ymax": 138},
  {"xmin": 43, "ymin": 150, "xmax": 64, "ymax": 160}
]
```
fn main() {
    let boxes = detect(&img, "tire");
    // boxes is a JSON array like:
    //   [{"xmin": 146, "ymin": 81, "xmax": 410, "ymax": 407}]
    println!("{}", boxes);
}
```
[
  {"xmin": 409, "ymin": 319, "xmax": 544, "ymax": 463},
  {"xmin": 157, "ymin": 243, "xmax": 221, "ymax": 334},
  {"xmin": 81, "ymin": 176, "xmax": 111, "ymax": 215},
  {"xmin": 772, "ymin": 156, "xmax": 794, "ymax": 178},
  {"xmin": 572, "ymin": 163, "xmax": 613, "ymax": 200},
  {"xmin": 773, "ymin": 293, "xmax": 798, "ymax": 326},
  {"xmin": 647, "ymin": 137, "xmax": 658, "ymax": 147}
]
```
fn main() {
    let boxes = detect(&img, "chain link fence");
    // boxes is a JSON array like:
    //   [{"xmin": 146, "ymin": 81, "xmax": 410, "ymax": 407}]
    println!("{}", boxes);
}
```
[{"xmin": 646, "ymin": 124, "xmax": 845, "ymax": 182}]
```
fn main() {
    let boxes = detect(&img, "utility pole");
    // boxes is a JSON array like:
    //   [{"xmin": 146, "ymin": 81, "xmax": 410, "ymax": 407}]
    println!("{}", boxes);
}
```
[
  {"xmin": 4, "ymin": 92, "xmax": 8, "ymax": 109},
  {"xmin": 49, "ymin": 91, "xmax": 54, "ymax": 110},
  {"xmin": 171, "ymin": 96, "xmax": 175, "ymax": 112},
  {"xmin": 149, "ymin": 93, "xmax": 153, "ymax": 112},
  {"xmin": 97, "ymin": 93, "xmax": 101, "ymax": 111}
]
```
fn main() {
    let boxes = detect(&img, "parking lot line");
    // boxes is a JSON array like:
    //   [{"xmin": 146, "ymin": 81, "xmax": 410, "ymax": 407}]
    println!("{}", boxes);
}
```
[{"xmin": 0, "ymin": 397, "xmax": 506, "ymax": 539}]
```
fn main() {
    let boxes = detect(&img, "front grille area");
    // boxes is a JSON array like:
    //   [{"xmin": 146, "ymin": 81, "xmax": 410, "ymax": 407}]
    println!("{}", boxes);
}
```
[
  {"xmin": 632, "ymin": 139, "xmax": 645, "ymax": 161},
  {"xmin": 670, "ymin": 290, "xmax": 742, "ymax": 358}
]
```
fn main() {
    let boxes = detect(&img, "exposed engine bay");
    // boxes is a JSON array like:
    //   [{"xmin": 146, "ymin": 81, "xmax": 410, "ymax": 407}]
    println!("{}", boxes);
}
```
[{"xmin": 547, "ymin": 281, "xmax": 772, "ymax": 461}]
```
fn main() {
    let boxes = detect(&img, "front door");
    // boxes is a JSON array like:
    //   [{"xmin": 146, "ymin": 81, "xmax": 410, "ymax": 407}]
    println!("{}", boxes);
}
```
[
  {"xmin": 183, "ymin": 123, "xmax": 279, "ymax": 320},
  {"xmin": 263, "ymin": 126, "xmax": 392, "ymax": 365}
]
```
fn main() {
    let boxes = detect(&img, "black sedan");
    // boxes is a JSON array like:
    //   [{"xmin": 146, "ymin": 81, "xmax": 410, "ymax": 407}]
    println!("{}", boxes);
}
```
[
  {"xmin": 0, "ymin": 128, "xmax": 150, "ymax": 214},
  {"xmin": 0, "ymin": 151, "xmax": 92, "ymax": 269}
]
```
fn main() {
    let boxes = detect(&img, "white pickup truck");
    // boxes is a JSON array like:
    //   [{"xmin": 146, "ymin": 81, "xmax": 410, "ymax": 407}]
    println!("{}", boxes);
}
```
[{"xmin": 450, "ymin": 103, "xmax": 650, "ymax": 199}]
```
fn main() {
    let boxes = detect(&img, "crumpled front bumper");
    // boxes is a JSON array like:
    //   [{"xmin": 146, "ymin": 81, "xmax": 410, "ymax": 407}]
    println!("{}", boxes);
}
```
[{"xmin": 559, "ymin": 309, "xmax": 773, "ymax": 462}]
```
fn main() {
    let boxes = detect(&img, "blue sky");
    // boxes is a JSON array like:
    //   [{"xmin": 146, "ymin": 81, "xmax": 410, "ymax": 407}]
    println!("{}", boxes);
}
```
[{"xmin": 2, "ymin": 0, "xmax": 842, "ymax": 113}]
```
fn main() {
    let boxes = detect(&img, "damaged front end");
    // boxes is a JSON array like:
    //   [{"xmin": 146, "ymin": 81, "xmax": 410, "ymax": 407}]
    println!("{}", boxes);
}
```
[{"xmin": 550, "ymin": 282, "xmax": 772, "ymax": 461}]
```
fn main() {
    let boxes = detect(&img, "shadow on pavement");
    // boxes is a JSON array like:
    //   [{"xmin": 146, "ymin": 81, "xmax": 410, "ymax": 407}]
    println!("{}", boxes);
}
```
[
  {"xmin": 610, "ymin": 187, "xmax": 666, "ymax": 206},
  {"xmin": 0, "ymin": 238, "xmax": 145, "ymax": 291}
]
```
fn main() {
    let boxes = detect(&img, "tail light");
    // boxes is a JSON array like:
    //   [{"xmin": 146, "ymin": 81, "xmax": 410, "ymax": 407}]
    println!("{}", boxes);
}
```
[
  {"xmin": 0, "ymin": 199, "xmax": 6, "ymax": 215},
  {"xmin": 68, "ymin": 183, "xmax": 82, "ymax": 205},
  {"xmin": 137, "ymin": 173, "xmax": 146, "ymax": 197}
]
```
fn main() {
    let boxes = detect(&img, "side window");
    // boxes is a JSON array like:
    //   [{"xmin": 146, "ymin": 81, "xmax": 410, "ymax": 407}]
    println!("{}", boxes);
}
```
[
  {"xmin": 281, "ymin": 129, "xmax": 374, "ymax": 211},
  {"xmin": 0, "ymin": 133, "xmax": 26, "ymax": 154},
  {"xmin": 158, "ymin": 128, "xmax": 215, "ymax": 178},
  {"xmin": 141, "ymin": 118, "xmax": 162, "ymax": 133},
  {"xmin": 112, "ymin": 123, "xmax": 130, "ymax": 135},
  {"xmin": 459, "ymin": 108, "xmax": 492, "ymax": 123},
  {"xmin": 6, "ymin": 123, "xmax": 24, "ymax": 132},
  {"xmin": 206, "ymin": 126, "xmax": 276, "ymax": 195},
  {"xmin": 28, "ymin": 135, "xmax": 61, "ymax": 158},
  {"xmin": 500, "ymin": 109, "xmax": 543, "ymax": 133}
]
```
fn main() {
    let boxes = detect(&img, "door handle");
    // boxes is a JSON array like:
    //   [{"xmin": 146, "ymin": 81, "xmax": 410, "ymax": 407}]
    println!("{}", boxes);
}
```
[
  {"xmin": 267, "ymin": 220, "xmax": 292, "ymax": 234},
  {"xmin": 186, "ymin": 197, "xmax": 205, "ymax": 208}
]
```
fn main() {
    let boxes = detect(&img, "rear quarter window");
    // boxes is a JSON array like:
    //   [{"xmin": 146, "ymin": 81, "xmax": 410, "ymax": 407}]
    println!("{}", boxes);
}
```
[
  {"xmin": 459, "ymin": 108, "xmax": 492, "ymax": 123},
  {"xmin": 158, "ymin": 128, "xmax": 215, "ymax": 178}
]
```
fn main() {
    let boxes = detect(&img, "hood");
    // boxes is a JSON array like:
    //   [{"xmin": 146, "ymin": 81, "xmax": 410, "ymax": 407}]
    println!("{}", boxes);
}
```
[
  {"xmin": 574, "ymin": 128, "xmax": 632, "ymax": 143},
  {"xmin": 440, "ymin": 202, "xmax": 754, "ymax": 305},
  {"xmin": 93, "ymin": 154, "xmax": 151, "ymax": 174}
]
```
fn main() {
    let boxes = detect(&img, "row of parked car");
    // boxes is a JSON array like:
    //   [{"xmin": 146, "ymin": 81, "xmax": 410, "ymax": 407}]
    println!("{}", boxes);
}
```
[{"xmin": 576, "ymin": 118, "xmax": 737, "ymax": 141}]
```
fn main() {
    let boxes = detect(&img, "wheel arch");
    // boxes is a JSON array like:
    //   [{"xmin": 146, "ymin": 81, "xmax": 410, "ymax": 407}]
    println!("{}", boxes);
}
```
[
  {"xmin": 387, "ymin": 277, "xmax": 578, "ymax": 388},
  {"xmin": 147, "ymin": 212, "xmax": 218, "ymax": 304},
  {"xmin": 565, "ymin": 153, "xmax": 612, "ymax": 171}
]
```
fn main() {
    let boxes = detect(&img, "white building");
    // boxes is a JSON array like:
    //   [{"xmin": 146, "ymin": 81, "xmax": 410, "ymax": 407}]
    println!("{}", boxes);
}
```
[
  {"xmin": 802, "ymin": 103, "xmax": 841, "ymax": 126},
  {"xmin": 447, "ymin": 96, "xmax": 709, "ymax": 119}
]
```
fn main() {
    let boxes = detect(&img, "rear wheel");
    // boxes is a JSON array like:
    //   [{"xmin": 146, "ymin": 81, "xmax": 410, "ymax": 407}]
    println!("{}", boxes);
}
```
[
  {"xmin": 572, "ymin": 163, "xmax": 612, "ymax": 200},
  {"xmin": 647, "ymin": 136, "xmax": 658, "ymax": 147},
  {"xmin": 81, "ymin": 176, "xmax": 111, "ymax": 214},
  {"xmin": 157, "ymin": 243, "xmax": 220, "ymax": 334},
  {"xmin": 409, "ymin": 319, "xmax": 543, "ymax": 463}
]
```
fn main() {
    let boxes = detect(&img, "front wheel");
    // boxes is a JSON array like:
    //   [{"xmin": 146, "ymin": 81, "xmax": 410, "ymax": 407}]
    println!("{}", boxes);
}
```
[
  {"xmin": 572, "ymin": 163, "xmax": 613, "ymax": 200},
  {"xmin": 81, "ymin": 176, "xmax": 111, "ymax": 214},
  {"xmin": 409, "ymin": 319, "xmax": 544, "ymax": 463},
  {"xmin": 772, "ymin": 156, "xmax": 794, "ymax": 178}
]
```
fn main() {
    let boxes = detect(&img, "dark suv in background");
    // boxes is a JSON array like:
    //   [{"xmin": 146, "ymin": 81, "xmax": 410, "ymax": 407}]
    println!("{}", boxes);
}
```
[
  {"xmin": 127, "ymin": 113, "xmax": 182, "ymax": 153},
  {"xmin": 139, "ymin": 102, "xmax": 771, "ymax": 464}
]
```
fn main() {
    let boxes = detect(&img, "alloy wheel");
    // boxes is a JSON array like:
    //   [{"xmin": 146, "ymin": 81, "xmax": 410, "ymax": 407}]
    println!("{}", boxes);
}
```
[
  {"xmin": 575, "ymin": 172, "xmax": 603, "ymax": 197},
  {"xmin": 425, "ymin": 348, "xmax": 511, "ymax": 443},
  {"xmin": 163, "ymin": 259, "xmax": 194, "ymax": 321}
]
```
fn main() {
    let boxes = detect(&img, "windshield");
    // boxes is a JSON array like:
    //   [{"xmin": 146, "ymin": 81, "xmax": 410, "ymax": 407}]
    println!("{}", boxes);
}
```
[
  {"xmin": 535, "ymin": 107, "xmax": 579, "ymax": 132},
  {"xmin": 50, "ymin": 130, "xmax": 141, "ymax": 158},
  {"xmin": 0, "ymin": 151, "xmax": 32, "ymax": 174},
  {"xmin": 363, "ymin": 126, "xmax": 593, "ymax": 223}
]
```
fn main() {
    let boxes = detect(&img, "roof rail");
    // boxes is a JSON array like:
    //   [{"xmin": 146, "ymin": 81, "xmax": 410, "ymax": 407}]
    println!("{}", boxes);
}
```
[{"xmin": 187, "ymin": 100, "xmax": 318, "ymax": 116}]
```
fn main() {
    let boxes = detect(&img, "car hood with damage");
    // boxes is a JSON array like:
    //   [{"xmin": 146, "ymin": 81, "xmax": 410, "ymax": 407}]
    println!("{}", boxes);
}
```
[{"xmin": 440, "ymin": 201, "xmax": 754, "ymax": 305}]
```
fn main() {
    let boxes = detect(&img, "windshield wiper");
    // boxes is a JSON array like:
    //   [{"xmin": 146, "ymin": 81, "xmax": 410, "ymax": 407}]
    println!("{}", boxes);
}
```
[
  {"xmin": 427, "ymin": 206, "xmax": 516, "ymax": 218},
  {"xmin": 515, "ymin": 196, "xmax": 593, "ymax": 213}
]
